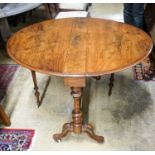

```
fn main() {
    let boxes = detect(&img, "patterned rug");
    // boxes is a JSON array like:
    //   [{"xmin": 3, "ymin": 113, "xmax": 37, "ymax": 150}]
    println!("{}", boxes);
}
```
[
  {"xmin": 133, "ymin": 58, "xmax": 155, "ymax": 81},
  {"xmin": 133, "ymin": 63, "xmax": 145, "ymax": 80},
  {"xmin": 0, "ymin": 128, "xmax": 35, "ymax": 151},
  {"xmin": 0, "ymin": 64, "xmax": 19, "ymax": 102}
]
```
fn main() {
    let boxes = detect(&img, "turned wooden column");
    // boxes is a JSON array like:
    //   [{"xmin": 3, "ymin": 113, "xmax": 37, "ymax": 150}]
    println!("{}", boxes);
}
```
[
  {"xmin": 71, "ymin": 87, "xmax": 83, "ymax": 133},
  {"xmin": 31, "ymin": 70, "xmax": 51, "ymax": 107},
  {"xmin": 31, "ymin": 70, "xmax": 40, "ymax": 107}
]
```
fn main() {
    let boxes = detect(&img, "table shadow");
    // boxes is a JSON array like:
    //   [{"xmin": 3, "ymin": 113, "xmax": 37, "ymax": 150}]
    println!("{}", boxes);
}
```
[
  {"xmin": 108, "ymin": 74, "xmax": 153, "ymax": 121},
  {"xmin": 82, "ymin": 74, "xmax": 153, "ymax": 123}
]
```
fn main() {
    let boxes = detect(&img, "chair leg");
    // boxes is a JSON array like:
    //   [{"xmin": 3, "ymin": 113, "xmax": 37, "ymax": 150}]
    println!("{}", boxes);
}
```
[
  {"xmin": 108, "ymin": 73, "xmax": 114, "ymax": 96},
  {"xmin": 44, "ymin": 3, "xmax": 58, "ymax": 19},
  {"xmin": 0, "ymin": 18, "xmax": 11, "ymax": 42},
  {"xmin": 44, "ymin": 3, "xmax": 53, "ymax": 19},
  {"xmin": 0, "ymin": 105, "xmax": 11, "ymax": 126},
  {"xmin": 0, "ymin": 32, "xmax": 6, "ymax": 49}
]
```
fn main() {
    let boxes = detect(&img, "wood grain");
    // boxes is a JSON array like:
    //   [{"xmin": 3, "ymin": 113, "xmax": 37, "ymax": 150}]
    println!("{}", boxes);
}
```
[
  {"xmin": 64, "ymin": 77, "xmax": 86, "ymax": 87},
  {"xmin": 7, "ymin": 18, "xmax": 153, "ymax": 77}
]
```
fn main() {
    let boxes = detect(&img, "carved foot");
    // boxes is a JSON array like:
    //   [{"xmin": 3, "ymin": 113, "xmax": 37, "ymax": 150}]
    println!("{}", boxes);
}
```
[
  {"xmin": 82, "ymin": 124, "xmax": 104, "ymax": 143},
  {"xmin": 53, "ymin": 123, "xmax": 73, "ymax": 142}
]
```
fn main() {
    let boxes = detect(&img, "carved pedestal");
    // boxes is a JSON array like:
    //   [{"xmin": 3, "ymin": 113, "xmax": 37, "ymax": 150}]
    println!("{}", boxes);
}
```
[{"xmin": 53, "ymin": 78, "xmax": 104, "ymax": 143}]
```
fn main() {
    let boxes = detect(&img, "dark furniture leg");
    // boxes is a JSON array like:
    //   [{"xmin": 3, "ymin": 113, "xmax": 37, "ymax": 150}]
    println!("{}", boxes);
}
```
[
  {"xmin": 31, "ymin": 70, "xmax": 41, "ymax": 107},
  {"xmin": 53, "ymin": 87, "xmax": 104, "ymax": 143},
  {"xmin": 0, "ymin": 105, "xmax": 11, "ymax": 126},
  {"xmin": 31, "ymin": 70, "xmax": 51, "ymax": 107},
  {"xmin": 0, "ymin": 32, "xmax": 6, "ymax": 49},
  {"xmin": 108, "ymin": 73, "xmax": 114, "ymax": 96},
  {"xmin": 44, "ymin": 3, "xmax": 58, "ymax": 19},
  {"xmin": 0, "ymin": 18, "xmax": 11, "ymax": 49}
]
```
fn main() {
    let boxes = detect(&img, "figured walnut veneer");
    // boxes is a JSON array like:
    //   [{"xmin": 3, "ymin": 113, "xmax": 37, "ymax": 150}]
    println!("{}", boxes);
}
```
[{"xmin": 7, "ymin": 18, "xmax": 153, "ymax": 77}]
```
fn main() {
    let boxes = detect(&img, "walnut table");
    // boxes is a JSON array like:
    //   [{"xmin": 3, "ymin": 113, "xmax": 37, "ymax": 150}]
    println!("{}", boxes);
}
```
[{"xmin": 7, "ymin": 18, "xmax": 152, "ymax": 143}]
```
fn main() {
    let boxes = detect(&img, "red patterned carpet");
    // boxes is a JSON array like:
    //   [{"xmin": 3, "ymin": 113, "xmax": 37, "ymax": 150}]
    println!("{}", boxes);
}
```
[
  {"xmin": 0, "ymin": 128, "xmax": 35, "ymax": 151},
  {"xmin": 133, "ymin": 63, "xmax": 145, "ymax": 80},
  {"xmin": 133, "ymin": 58, "xmax": 155, "ymax": 81},
  {"xmin": 0, "ymin": 64, "xmax": 18, "ymax": 102}
]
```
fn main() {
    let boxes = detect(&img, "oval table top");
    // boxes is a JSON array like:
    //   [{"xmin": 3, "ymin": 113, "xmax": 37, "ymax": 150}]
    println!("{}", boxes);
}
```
[{"xmin": 7, "ymin": 18, "xmax": 153, "ymax": 77}]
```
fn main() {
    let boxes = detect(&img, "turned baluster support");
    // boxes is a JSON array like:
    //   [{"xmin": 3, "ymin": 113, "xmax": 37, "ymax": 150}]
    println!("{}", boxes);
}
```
[
  {"xmin": 31, "ymin": 70, "xmax": 51, "ymax": 107},
  {"xmin": 53, "ymin": 78, "xmax": 104, "ymax": 143},
  {"xmin": 71, "ymin": 87, "xmax": 83, "ymax": 133},
  {"xmin": 31, "ymin": 70, "xmax": 40, "ymax": 107}
]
